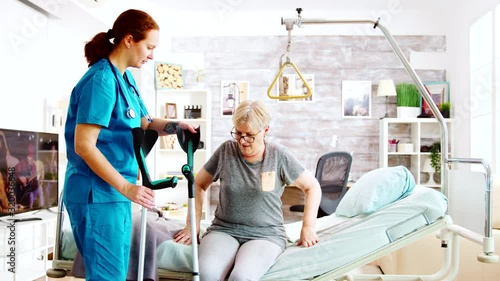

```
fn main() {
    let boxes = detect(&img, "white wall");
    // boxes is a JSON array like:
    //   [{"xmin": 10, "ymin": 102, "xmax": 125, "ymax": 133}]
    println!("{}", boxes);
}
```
[
  {"xmin": 1, "ymin": 0, "xmax": 452, "ymax": 130},
  {"xmin": 0, "ymin": 0, "xmax": 105, "ymax": 132}
]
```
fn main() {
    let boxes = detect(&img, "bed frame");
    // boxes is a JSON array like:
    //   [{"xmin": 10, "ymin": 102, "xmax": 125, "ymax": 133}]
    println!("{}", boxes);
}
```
[{"xmin": 47, "ymin": 8, "xmax": 498, "ymax": 281}]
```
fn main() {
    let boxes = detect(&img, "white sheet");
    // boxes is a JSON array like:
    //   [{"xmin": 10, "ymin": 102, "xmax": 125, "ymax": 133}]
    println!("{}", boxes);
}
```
[{"xmin": 261, "ymin": 186, "xmax": 448, "ymax": 280}]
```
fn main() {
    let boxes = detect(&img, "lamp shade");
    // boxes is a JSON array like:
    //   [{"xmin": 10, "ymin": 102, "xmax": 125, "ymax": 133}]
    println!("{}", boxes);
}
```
[{"xmin": 377, "ymin": 79, "xmax": 397, "ymax": 97}]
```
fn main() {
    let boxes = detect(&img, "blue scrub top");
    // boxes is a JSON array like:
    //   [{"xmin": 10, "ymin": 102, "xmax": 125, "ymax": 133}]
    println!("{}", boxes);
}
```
[{"xmin": 63, "ymin": 59, "xmax": 149, "ymax": 204}]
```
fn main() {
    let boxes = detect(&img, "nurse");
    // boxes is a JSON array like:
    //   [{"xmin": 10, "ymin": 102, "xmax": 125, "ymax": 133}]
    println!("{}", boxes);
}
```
[{"xmin": 63, "ymin": 9, "xmax": 196, "ymax": 281}]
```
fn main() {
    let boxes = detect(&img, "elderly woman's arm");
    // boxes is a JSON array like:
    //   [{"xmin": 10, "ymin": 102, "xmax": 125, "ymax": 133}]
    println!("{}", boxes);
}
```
[{"xmin": 291, "ymin": 170, "xmax": 321, "ymax": 247}]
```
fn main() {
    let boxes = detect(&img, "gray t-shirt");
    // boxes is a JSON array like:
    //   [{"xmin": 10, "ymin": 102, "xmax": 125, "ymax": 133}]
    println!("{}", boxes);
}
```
[{"xmin": 204, "ymin": 140, "xmax": 305, "ymax": 250}]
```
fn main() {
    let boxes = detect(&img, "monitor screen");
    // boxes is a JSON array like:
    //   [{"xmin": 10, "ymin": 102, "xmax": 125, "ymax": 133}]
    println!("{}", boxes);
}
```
[{"xmin": 0, "ymin": 128, "xmax": 59, "ymax": 217}]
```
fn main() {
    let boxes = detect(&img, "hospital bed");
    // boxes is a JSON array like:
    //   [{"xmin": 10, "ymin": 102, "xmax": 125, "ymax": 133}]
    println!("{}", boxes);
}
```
[
  {"xmin": 50, "ymin": 181, "xmax": 449, "ymax": 281},
  {"xmin": 47, "ymin": 8, "xmax": 498, "ymax": 281}
]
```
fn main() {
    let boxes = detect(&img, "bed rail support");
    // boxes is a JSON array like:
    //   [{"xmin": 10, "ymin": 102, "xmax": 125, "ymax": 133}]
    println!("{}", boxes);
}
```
[{"xmin": 446, "ymin": 157, "xmax": 499, "ymax": 263}]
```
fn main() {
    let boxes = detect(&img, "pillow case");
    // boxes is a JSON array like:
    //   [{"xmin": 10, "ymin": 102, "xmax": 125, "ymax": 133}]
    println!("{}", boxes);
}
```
[{"xmin": 336, "ymin": 165, "xmax": 416, "ymax": 217}]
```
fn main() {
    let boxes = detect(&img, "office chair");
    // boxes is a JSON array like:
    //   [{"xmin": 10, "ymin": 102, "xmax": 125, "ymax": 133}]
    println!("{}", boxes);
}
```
[{"xmin": 290, "ymin": 151, "xmax": 352, "ymax": 218}]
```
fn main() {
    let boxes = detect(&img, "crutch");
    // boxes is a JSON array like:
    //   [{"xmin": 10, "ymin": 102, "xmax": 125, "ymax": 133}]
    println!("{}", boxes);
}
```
[
  {"xmin": 176, "ymin": 126, "xmax": 201, "ymax": 281},
  {"xmin": 131, "ymin": 128, "xmax": 178, "ymax": 281}
]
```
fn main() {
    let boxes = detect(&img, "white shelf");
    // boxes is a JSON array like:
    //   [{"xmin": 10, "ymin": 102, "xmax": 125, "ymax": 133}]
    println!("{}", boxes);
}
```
[
  {"xmin": 379, "ymin": 118, "xmax": 454, "ymax": 188},
  {"xmin": 0, "ymin": 211, "xmax": 56, "ymax": 281}
]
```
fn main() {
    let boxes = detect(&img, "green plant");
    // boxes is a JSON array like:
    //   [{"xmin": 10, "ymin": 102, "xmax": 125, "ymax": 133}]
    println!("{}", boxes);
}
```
[
  {"xmin": 396, "ymin": 83, "xmax": 421, "ymax": 107},
  {"xmin": 439, "ymin": 102, "xmax": 451, "ymax": 112},
  {"xmin": 429, "ymin": 142, "xmax": 441, "ymax": 174}
]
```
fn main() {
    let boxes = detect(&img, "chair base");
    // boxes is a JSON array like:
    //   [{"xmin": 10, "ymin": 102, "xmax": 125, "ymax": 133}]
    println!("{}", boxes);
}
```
[
  {"xmin": 290, "ymin": 204, "xmax": 305, "ymax": 212},
  {"xmin": 289, "ymin": 205, "xmax": 328, "ymax": 218}
]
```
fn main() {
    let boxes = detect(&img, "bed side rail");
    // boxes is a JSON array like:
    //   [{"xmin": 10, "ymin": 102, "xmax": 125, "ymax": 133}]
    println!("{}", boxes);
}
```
[{"xmin": 445, "ymin": 157, "xmax": 499, "ymax": 263}]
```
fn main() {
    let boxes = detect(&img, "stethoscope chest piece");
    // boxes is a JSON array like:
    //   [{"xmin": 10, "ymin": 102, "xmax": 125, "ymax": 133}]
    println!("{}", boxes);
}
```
[{"xmin": 126, "ymin": 108, "xmax": 136, "ymax": 119}]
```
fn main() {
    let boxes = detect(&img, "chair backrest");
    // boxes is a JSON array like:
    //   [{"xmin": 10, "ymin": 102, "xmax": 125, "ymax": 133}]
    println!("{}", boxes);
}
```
[{"xmin": 316, "ymin": 151, "xmax": 352, "ymax": 217}]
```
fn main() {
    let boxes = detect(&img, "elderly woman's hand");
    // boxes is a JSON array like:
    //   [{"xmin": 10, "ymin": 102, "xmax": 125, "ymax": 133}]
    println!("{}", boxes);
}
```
[{"xmin": 297, "ymin": 226, "xmax": 319, "ymax": 247}]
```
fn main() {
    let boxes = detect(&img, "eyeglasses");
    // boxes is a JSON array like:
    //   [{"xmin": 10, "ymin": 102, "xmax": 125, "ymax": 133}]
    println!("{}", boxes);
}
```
[{"xmin": 230, "ymin": 128, "xmax": 261, "ymax": 143}]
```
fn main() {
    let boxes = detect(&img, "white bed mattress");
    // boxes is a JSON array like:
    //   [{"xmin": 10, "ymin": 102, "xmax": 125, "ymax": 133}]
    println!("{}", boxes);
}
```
[
  {"xmin": 58, "ymin": 186, "xmax": 447, "ymax": 280},
  {"xmin": 262, "ymin": 185, "xmax": 448, "ymax": 280}
]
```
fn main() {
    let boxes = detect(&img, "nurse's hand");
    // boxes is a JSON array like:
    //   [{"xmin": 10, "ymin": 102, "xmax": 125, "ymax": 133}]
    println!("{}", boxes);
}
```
[
  {"xmin": 178, "ymin": 122, "xmax": 198, "ymax": 134},
  {"xmin": 122, "ymin": 183, "xmax": 155, "ymax": 209}
]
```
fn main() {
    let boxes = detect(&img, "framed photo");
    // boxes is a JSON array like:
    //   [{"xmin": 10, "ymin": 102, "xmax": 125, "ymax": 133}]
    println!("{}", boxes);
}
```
[
  {"xmin": 341, "ymin": 80, "xmax": 372, "ymax": 118},
  {"xmin": 165, "ymin": 103, "xmax": 177, "ymax": 119},
  {"xmin": 277, "ymin": 73, "xmax": 314, "ymax": 102},
  {"xmin": 220, "ymin": 81, "xmax": 249, "ymax": 117},
  {"xmin": 422, "ymin": 81, "xmax": 450, "ymax": 116},
  {"xmin": 155, "ymin": 61, "xmax": 183, "ymax": 89}
]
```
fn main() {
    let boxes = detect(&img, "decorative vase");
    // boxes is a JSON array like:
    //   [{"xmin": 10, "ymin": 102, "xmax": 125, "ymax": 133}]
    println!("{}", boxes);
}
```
[
  {"xmin": 433, "ymin": 172, "xmax": 441, "ymax": 184},
  {"xmin": 397, "ymin": 106, "xmax": 421, "ymax": 118}
]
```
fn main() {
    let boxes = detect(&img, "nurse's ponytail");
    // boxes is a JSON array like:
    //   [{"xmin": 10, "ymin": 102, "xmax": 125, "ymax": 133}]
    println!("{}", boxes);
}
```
[
  {"xmin": 84, "ymin": 31, "xmax": 113, "ymax": 67},
  {"xmin": 84, "ymin": 9, "xmax": 159, "ymax": 67}
]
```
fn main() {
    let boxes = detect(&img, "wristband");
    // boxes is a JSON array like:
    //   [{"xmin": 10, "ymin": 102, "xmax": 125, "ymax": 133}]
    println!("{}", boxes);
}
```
[{"xmin": 163, "ymin": 122, "xmax": 178, "ymax": 134}]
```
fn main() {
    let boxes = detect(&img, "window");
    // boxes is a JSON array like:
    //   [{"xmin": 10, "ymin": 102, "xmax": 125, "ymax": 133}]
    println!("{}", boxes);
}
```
[{"xmin": 469, "ymin": 5, "xmax": 499, "ymax": 174}]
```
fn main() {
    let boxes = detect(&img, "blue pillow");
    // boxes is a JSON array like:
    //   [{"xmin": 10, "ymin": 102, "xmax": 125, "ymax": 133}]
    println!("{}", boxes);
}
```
[{"xmin": 336, "ymin": 166, "xmax": 416, "ymax": 217}]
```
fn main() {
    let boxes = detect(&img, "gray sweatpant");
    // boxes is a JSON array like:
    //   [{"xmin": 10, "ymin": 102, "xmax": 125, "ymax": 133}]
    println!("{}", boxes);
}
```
[{"xmin": 199, "ymin": 231, "xmax": 283, "ymax": 281}]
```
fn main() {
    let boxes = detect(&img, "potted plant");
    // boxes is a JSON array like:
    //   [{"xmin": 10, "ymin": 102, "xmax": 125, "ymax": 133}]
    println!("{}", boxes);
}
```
[
  {"xmin": 429, "ymin": 142, "xmax": 441, "ymax": 183},
  {"xmin": 396, "ymin": 83, "xmax": 421, "ymax": 118},
  {"xmin": 439, "ymin": 102, "xmax": 451, "ymax": 118}
]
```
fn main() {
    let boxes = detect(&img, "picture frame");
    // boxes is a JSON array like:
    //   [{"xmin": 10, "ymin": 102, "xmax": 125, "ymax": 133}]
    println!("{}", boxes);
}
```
[
  {"xmin": 165, "ymin": 103, "xmax": 177, "ymax": 119},
  {"xmin": 155, "ymin": 61, "xmax": 183, "ymax": 89},
  {"xmin": 421, "ymin": 81, "xmax": 450, "ymax": 116},
  {"xmin": 220, "ymin": 81, "xmax": 249, "ymax": 117},
  {"xmin": 277, "ymin": 73, "xmax": 314, "ymax": 102},
  {"xmin": 341, "ymin": 80, "xmax": 372, "ymax": 118}
]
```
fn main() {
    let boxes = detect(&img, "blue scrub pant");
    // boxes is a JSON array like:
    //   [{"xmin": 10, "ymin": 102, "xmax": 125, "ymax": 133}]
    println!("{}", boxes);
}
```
[{"xmin": 66, "ymin": 200, "xmax": 132, "ymax": 281}]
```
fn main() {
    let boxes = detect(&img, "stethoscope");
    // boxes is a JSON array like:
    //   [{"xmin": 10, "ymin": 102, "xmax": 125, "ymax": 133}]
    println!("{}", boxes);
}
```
[{"xmin": 107, "ymin": 58, "xmax": 151, "ymax": 121}]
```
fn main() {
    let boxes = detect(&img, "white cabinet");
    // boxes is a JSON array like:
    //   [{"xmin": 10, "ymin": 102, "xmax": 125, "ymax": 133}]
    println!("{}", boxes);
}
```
[
  {"xmin": 379, "ymin": 118, "xmax": 453, "ymax": 189},
  {"xmin": 0, "ymin": 212, "xmax": 56, "ymax": 281},
  {"xmin": 153, "ymin": 89, "xmax": 212, "ymax": 220}
]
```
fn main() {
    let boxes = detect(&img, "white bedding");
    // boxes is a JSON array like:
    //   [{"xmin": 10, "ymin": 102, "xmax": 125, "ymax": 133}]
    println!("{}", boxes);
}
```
[
  {"xmin": 262, "ymin": 185, "xmax": 447, "ymax": 280},
  {"xmin": 58, "ymin": 186, "xmax": 447, "ymax": 280}
]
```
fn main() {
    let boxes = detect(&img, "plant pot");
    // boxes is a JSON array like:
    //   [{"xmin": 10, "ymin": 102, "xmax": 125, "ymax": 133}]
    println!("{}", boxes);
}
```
[
  {"xmin": 433, "ymin": 172, "xmax": 441, "ymax": 184},
  {"xmin": 397, "ymin": 106, "xmax": 421, "ymax": 118},
  {"xmin": 440, "ymin": 110, "xmax": 450, "ymax": 118}
]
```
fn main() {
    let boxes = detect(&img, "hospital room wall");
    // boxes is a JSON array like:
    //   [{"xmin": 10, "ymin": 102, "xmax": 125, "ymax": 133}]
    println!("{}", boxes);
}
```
[
  {"xmin": 149, "ymin": 3, "xmax": 451, "ymax": 179},
  {"xmin": 0, "ymin": 0, "xmax": 103, "ymax": 133},
  {"xmin": 1, "ymin": 1, "xmax": 496, "ymax": 178},
  {"xmin": 446, "ymin": 0, "xmax": 499, "ymax": 171}
]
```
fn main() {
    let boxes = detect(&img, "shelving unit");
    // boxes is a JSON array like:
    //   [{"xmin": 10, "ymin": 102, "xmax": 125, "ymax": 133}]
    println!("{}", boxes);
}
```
[
  {"xmin": 0, "ymin": 211, "xmax": 56, "ymax": 281},
  {"xmin": 379, "ymin": 118, "xmax": 453, "ymax": 189},
  {"xmin": 153, "ymin": 89, "xmax": 212, "ymax": 220}
]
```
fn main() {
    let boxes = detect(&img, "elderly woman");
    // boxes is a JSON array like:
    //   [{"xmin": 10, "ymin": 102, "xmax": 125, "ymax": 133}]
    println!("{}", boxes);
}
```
[{"xmin": 174, "ymin": 99, "xmax": 321, "ymax": 281}]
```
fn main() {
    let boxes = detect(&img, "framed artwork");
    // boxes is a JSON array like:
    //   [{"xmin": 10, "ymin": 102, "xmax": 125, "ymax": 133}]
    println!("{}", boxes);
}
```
[
  {"xmin": 341, "ymin": 80, "xmax": 372, "ymax": 118},
  {"xmin": 165, "ymin": 103, "xmax": 177, "ymax": 119},
  {"xmin": 421, "ymin": 81, "xmax": 450, "ymax": 116},
  {"xmin": 220, "ymin": 81, "xmax": 249, "ymax": 117},
  {"xmin": 277, "ymin": 73, "xmax": 314, "ymax": 102},
  {"xmin": 155, "ymin": 61, "xmax": 183, "ymax": 89}
]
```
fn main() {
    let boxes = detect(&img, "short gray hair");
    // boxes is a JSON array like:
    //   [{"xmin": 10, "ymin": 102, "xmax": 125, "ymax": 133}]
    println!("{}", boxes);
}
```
[{"xmin": 232, "ymin": 100, "xmax": 271, "ymax": 132}]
